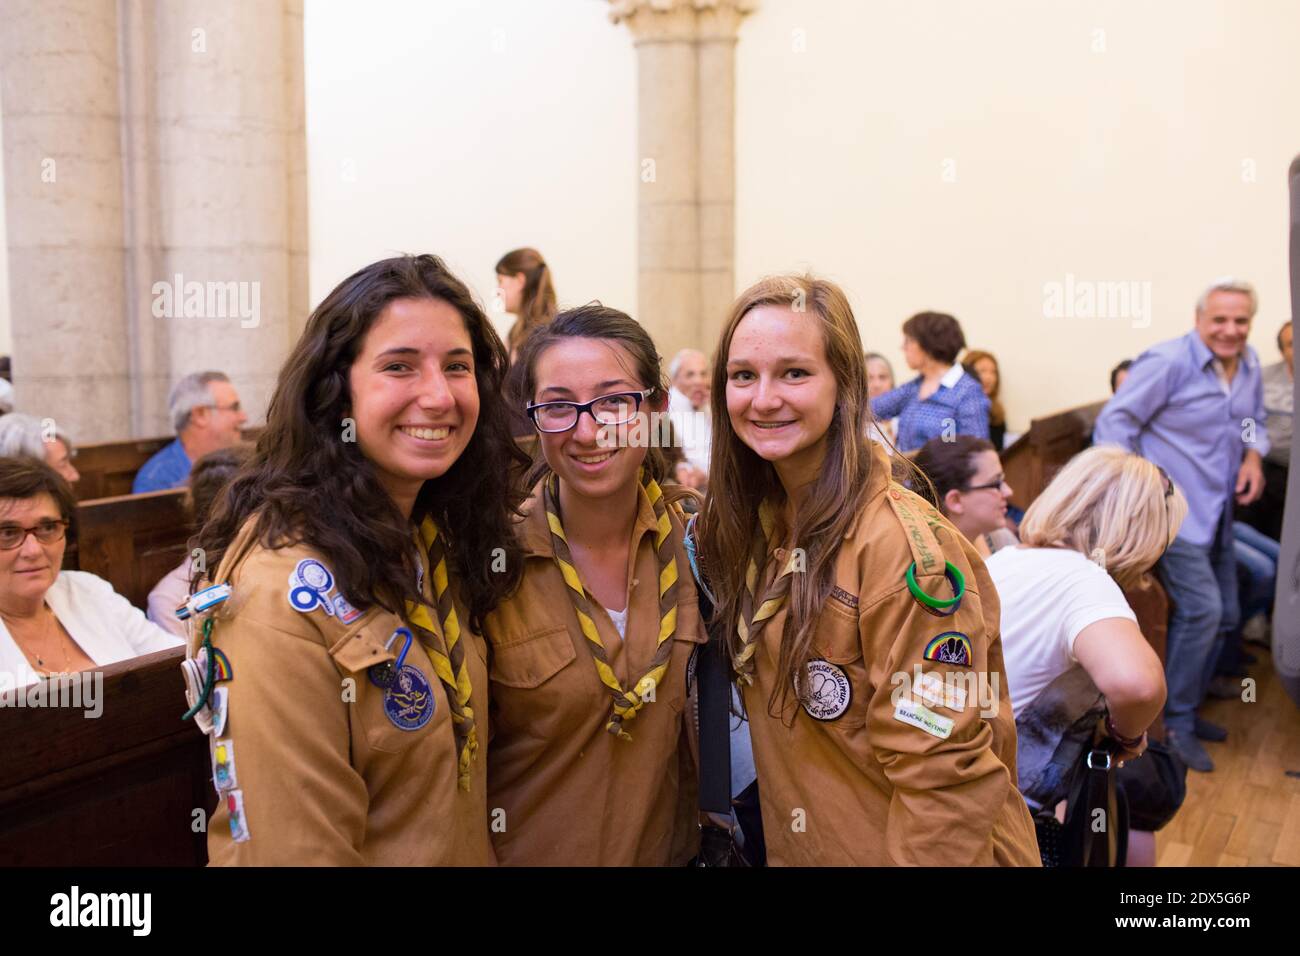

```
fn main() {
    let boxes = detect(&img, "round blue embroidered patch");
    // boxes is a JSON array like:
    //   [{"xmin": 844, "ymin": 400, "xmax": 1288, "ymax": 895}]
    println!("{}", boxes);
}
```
[{"xmin": 383, "ymin": 664, "xmax": 434, "ymax": 731}]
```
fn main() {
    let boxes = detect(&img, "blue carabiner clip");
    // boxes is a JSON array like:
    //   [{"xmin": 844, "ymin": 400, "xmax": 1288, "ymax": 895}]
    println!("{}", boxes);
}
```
[{"xmin": 368, "ymin": 627, "xmax": 414, "ymax": 689}]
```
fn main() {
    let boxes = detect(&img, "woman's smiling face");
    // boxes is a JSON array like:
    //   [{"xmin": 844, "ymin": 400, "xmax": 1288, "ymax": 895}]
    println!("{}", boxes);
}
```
[
  {"xmin": 725, "ymin": 305, "xmax": 837, "ymax": 479},
  {"xmin": 531, "ymin": 337, "xmax": 655, "ymax": 501},
  {"xmin": 347, "ymin": 297, "xmax": 480, "ymax": 512}
]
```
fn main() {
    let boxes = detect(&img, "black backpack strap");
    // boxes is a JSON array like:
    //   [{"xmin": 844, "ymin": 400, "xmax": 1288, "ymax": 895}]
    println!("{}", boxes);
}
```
[{"xmin": 685, "ymin": 515, "xmax": 731, "ymax": 816}]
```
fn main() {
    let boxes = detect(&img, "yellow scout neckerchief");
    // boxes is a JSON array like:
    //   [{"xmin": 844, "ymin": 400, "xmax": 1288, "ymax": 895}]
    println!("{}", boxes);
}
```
[
  {"xmin": 405, "ymin": 517, "xmax": 478, "ymax": 790},
  {"xmin": 543, "ymin": 468, "xmax": 680, "ymax": 741},
  {"xmin": 732, "ymin": 500, "xmax": 801, "ymax": 684}
]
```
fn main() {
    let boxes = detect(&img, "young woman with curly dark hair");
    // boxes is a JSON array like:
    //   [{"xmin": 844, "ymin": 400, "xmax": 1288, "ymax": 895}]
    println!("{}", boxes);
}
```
[{"xmin": 188, "ymin": 254, "xmax": 527, "ymax": 865}]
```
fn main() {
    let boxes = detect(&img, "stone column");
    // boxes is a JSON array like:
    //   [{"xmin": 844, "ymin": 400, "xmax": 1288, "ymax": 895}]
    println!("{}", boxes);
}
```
[
  {"xmin": 1, "ymin": 0, "xmax": 307, "ymax": 442},
  {"xmin": 140, "ymin": 0, "xmax": 306, "ymax": 433},
  {"xmin": 610, "ymin": 0, "xmax": 753, "ymax": 360},
  {"xmin": 0, "ymin": 0, "xmax": 133, "ymax": 442}
]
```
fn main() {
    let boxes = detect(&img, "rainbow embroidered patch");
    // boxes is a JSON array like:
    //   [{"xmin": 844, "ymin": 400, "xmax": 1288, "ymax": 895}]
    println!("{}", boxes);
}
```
[
  {"xmin": 922, "ymin": 631, "xmax": 972, "ymax": 666},
  {"xmin": 211, "ymin": 648, "xmax": 234, "ymax": 682}
]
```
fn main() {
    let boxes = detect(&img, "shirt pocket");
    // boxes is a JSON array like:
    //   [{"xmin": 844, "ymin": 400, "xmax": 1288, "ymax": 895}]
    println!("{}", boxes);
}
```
[
  {"xmin": 332, "ymin": 614, "xmax": 444, "ymax": 757},
  {"xmin": 490, "ymin": 624, "xmax": 578, "ymax": 689},
  {"xmin": 804, "ymin": 595, "xmax": 870, "ymax": 730},
  {"xmin": 489, "ymin": 624, "xmax": 581, "ymax": 741}
]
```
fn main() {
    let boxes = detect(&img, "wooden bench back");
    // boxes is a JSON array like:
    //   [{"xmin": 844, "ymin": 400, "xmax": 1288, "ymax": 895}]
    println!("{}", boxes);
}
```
[{"xmin": 0, "ymin": 648, "xmax": 213, "ymax": 866}]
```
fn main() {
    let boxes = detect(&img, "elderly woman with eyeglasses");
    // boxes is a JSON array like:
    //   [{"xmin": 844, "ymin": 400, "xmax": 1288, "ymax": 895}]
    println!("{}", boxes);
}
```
[{"xmin": 0, "ymin": 458, "xmax": 179, "ymax": 690}]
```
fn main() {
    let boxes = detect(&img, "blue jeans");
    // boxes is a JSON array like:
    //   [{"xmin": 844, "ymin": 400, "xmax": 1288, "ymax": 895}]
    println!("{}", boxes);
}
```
[
  {"xmin": 1233, "ymin": 522, "xmax": 1280, "ymax": 622},
  {"xmin": 1157, "ymin": 517, "xmax": 1239, "ymax": 735}
]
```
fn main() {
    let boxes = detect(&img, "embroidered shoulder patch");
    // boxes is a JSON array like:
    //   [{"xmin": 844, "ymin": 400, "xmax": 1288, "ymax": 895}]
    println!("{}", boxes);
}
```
[
  {"xmin": 922, "ymin": 631, "xmax": 972, "ymax": 666},
  {"xmin": 830, "ymin": 586, "xmax": 859, "ymax": 609}
]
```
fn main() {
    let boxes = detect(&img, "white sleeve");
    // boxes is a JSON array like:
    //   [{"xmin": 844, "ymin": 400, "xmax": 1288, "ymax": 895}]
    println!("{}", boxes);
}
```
[
  {"xmin": 146, "ymin": 587, "xmax": 189, "ymax": 640},
  {"xmin": 1061, "ymin": 563, "xmax": 1137, "ymax": 661},
  {"xmin": 80, "ymin": 572, "xmax": 185, "ymax": 655}
]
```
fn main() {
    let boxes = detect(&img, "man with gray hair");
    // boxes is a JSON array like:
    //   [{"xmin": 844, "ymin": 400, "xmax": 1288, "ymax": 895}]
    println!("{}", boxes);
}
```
[
  {"xmin": 1094, "ymin": 278, "xmax": 1269, "ymax": 772},
  {"xmin": 667, "ymin": 348, "xmax": 712, "ymax": 489},
  {"xmin": 132, "ymin": 371, "xmax": 248, "ymax": 493}
]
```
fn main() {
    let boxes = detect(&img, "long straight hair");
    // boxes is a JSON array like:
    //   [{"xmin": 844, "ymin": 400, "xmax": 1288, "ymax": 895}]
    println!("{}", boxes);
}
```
[
  {"xmin": 699, "ymin": 275, "xmax": 878, "ymax": 717},
  {"xmin": 195, "ymin": 254, "xmax": 529, "ymax": 632},
  {"xmin": 497, "ymin": 247, "xmax": 557, "ymax": 354}
]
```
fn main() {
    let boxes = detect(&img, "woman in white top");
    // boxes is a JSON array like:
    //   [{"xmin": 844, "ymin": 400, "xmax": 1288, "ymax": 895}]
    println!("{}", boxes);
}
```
[
  {"xmin": 986, "ymin": 445, "xmax": 1186, "ymax": 862},
  {"xmin": 0, "ymin": 458, "xmax": 179, "ymax": 690}
]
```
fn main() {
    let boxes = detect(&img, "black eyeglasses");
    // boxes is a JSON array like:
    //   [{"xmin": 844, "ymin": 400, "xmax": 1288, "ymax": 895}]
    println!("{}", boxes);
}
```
[
  {"xmin": 0, "ymin": 519, "xmax": 69, "ymax": 550},
  {"xmin": 963, "ymin": 474, "xmax": 1009, "ymax": 493},
  {"xmin": 526, "ymin": 390, "xmax": 649, "ymax": 434}
]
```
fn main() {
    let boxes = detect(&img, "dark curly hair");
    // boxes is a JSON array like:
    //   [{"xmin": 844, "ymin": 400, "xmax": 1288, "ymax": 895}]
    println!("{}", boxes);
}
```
[{"xmin": 194, "ymin": 254, "xmax": 528, "ymax": 632}]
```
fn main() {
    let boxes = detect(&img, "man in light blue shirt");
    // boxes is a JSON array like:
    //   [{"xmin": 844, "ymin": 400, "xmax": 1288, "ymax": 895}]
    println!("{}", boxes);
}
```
[
  {"xmin": 1094, "ymin": 278, "xmax": 1268, "ymax": 772},
  {"xmin": 133, "ymin": 371, "xmax": 249, "ymax": 493}
]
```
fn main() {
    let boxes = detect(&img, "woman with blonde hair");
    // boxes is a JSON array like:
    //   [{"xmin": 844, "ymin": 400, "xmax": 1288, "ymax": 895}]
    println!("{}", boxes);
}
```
[
  {"xmin": 695, "ymin": 274, "xmax": 1039, "ymax": 866},
  {"xmin": 986, "ymin": 445, "xmax": 1186, "ymax": 861}
]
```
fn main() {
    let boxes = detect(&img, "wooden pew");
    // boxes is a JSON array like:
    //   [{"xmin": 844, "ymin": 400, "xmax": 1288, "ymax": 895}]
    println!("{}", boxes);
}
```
[
  {"xmin": 1002, "ymin": 400, "xmax": 1106, "ymax": 511},
  {"xmin": 71, "ymin": 437, "xmax": 171, "ymax": 501},
  {"xmin": 72, "ymin": 427, "xmax": 263, "ymax": 501},
  {"xmin": 1122, "ymin": 573, "xmax": 1170, "ymax": 740},
  {"xmin": 72, "ymin": 489, "xmax": 191, "ymax": 611},
  {"xmin": 0, "ymin": 647, "xmax": 214, "ymax": 866}
]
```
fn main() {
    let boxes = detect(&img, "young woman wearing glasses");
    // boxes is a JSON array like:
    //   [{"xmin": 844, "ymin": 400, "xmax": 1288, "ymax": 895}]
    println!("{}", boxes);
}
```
[
  {"xmin": 0, "ymin": 458, "xmax": 180, "ymax": 688},
  {"xmin": 482, "ymin": 303, "xmax": 705, "ymax": 866},
  {"xmin": 911, "ymin": 435, "xmax": 1017, "ymax": 557}
]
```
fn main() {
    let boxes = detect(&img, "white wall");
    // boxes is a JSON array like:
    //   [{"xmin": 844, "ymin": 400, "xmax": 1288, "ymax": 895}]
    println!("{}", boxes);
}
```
[
  {"xmin": 304, "ymin": 0, "xmax": 1298, "ymax": 433},
  {"xmin": 304, "ymin": 0, "xmax": 637, "ymax": 344},
  {"xmin": 735, "ymin": 0, "xmax": 1299, "ymax": 430}
]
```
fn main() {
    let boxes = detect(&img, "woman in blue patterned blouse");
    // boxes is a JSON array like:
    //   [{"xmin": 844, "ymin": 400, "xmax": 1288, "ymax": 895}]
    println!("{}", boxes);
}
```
[{"xmin": 869, "ymin": 311, "xmax": 990, "ymax": 453}]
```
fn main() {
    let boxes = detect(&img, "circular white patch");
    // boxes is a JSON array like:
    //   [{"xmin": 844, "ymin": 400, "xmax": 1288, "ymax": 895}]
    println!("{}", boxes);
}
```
[
  {"xmin": 295, "ymin": 559, "xmax": 333, "ymax": 594},
  {"xmin": 799, "ymin": 659, "xmax": 852, "ymax": 721}
]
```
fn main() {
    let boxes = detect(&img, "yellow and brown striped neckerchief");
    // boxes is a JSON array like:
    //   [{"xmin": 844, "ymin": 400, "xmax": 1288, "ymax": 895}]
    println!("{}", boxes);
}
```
[
  {"xmin": 732, "ymin": 501, "xmax": 801, "ymax": 684},
  {"xmin": 543, "ymin": 468, "xmax": 680, "ymax": 741},
  {"xmin": 405, "ymin": 517, "xmax": 477, "ymax": 790}
]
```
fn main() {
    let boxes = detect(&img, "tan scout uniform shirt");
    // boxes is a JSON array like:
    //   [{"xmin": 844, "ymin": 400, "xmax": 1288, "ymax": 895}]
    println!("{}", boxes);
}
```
[
  {"xmin": 197, "ymin": 519, "xmax": 494, "ymax": 866},
  {"xmin": 484, "ymin": 481, "xmax": 705, "ymax": 866},
  {"xmin": 742, "ymin": 445, "xmax": 1040, "ymax": 866}
]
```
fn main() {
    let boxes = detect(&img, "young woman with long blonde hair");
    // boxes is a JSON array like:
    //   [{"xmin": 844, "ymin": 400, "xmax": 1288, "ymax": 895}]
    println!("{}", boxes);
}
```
[{"xmin": 696, "ymin": 275, "xmax": 1039, "ymax": 866}]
